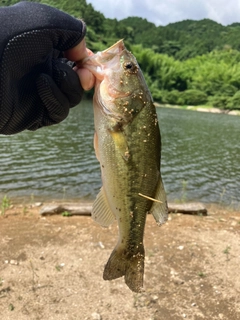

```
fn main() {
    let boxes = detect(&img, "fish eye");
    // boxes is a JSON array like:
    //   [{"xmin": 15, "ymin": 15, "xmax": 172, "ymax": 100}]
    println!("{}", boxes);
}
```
[
  {"xmin": 123, "ymin": 61, "xmax": 138, "ymax": 73},
  {"xmin": 125, "ymin": 62, "xmax": 133, "ymax": 69}
]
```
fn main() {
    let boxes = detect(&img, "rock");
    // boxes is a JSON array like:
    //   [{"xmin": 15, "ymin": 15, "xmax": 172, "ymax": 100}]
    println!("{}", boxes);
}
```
[
  {"xmin": 178, "ymin": 246, "xmax": 184, "ymax": 250},
  {"xmin": 173, "ymin": 277, "xmax": 185, "ymax": 285},
  {"xmin": 39, "ymin": 201, "xmax": 208, "ymax": 217},
  {"xmin": 98, "ymin": 242, "xmax": 105, "ymax": 249},
  {"xmin": 168, "ymin": 203, "xmax": 208, "ymax": 216},
  {"xmin": 91, "ymin": 312, "xmax": 102, "ymax": 320},
  {"xmin": 39, "ymin": 203, "xmax": 92, "ymax": 216},
  {"xmin": 34, "ymin": 202, "xmax": 42, "ymax": 207},
  {"xmin": 228, "ymin": 110, "xmax": 240, "ymax": 116}
]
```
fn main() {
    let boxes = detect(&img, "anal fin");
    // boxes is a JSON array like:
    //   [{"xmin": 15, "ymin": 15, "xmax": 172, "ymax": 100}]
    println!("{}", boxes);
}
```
[{"xmin": 150, "ymin": 176, "xmax": 168, "ymax": 225}]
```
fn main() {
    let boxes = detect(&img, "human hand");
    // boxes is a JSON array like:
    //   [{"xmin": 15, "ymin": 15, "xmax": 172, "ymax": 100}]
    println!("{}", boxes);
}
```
[
  {"xmin": 0, "ymin": 2, "xmax": 87, "ymax": 134},
  {"xmin": 65, "ymin": 42, "xmax": 95, "ymax": 91}
]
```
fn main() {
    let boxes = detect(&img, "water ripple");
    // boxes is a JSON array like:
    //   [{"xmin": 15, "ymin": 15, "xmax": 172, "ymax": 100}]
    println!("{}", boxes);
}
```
[
  {"xmin": 159, "ymin": 108, "xmax": 239, "ymax": 206},
  {"xmin": 0, "ymin": 102, "xmax": 239, "ymax": 206}
]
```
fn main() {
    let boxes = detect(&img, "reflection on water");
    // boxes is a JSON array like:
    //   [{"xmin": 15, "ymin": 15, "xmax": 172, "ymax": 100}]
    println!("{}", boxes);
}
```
[{"xmin": 0, "ymin": 101, "xmax": 239, "ymax": 206}]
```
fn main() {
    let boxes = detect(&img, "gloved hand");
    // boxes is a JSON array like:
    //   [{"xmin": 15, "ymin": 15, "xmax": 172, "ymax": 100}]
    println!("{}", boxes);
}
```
[{"xmin": 0, "ymin": 1, "xmax": 86, "ymax": 134}]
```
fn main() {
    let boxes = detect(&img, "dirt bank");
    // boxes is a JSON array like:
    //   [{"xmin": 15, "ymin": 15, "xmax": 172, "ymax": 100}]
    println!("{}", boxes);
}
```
[{"xmin": 0, "ymin": 203, "xmax": 239, "ymax": 320}]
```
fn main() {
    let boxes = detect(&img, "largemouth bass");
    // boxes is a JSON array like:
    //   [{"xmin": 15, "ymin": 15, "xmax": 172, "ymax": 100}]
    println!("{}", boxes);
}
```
[{"xmin": 82, "ymin": 40, "xmax": 168, "ymax": 292}]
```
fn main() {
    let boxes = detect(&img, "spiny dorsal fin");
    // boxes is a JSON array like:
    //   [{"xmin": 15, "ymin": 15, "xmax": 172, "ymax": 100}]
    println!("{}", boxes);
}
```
[{"xmin": 92, "ymin": 187, "xmax": 116, "ymax": 227}]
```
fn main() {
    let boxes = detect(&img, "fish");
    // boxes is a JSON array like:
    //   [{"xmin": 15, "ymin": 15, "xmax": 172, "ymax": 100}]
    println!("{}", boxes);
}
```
[{"xmin": 82, "ymin": 40, "xmax": 168, "ymax": 293}]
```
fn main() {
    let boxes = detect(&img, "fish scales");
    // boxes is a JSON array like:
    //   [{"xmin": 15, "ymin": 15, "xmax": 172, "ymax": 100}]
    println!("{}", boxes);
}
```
[{"xmin": 82, "ymin": 40, "xmax": 168, "ymax": 292}]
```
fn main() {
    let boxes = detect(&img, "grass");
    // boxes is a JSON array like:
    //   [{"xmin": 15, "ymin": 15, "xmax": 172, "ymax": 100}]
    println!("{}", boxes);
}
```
[
  {"xmin": 62, "ymin": 187, "xmax": 67, "ymax": 200},
  {"xmin": 55, "ymin": 264, "xmax": 64, "ymax": 271},
  {"xmin": 62, "ymin": 211, "xmax": 71, "ymax": 217},
  {"xmin": 198, "ymin": 271, "xmax": 206, "ymax": 278},
  {"xmin": 30, "ymin": 193, "xmax": 35, "ymax": 203},
  {"xmin": 174, "ymin": 180, "xmax": 188, "ymax": 203},
  {"xmin": 180, "ymin": 180, "xmax": 188, "ymax": 203},
  {"xmin": 223, "ymin": 246, "xmax": 231, "ymax": 262},
  {"xmin": 223, "ymin": 246, "xmax": 231, "ymax": 255},
  {"xmin": 219, "ymin": 187, "xmax": 226, "ymax": 206},
  {"xmin": 22, "ymin": 206, "xmax": 28, "ymax": 215},
  {"xmin": 8, "ymin": 304, "xmax": 14, "ymax": 311},
  {"xmin": 1, "ymin": 195, "xmax": 11, "ymax": 215}
]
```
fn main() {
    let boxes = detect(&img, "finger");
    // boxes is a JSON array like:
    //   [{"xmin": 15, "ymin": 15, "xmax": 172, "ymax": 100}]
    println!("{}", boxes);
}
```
[
  {"xmin": 64, "ymin": 38, "xmax": 88, "ymax": 61},
  {"xmin": 86, "ymin": 48, "xmax": 94, "ymax": 56},
  {"xmin": 76, "ymin": 48, "xmax": 95, "ymax": 66},
  {"xmin": 75, "ymin": 68, "xmax": 95, "ymax": 91}
]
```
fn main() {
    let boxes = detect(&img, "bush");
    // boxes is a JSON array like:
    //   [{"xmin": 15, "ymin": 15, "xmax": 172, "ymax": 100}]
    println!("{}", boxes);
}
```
[
  {"xmin": 162, "ymin": 90, "xmax": 182, "ymax": 105},
  {"xmin": 219, "ymin": 84, "xmax": 238, "ymax": 96},
  {"xmin": 151, "ymin": 88, "xmax": 164, "ymax": 102},
  {"xmin": 226, "ymin": 91, "xmax": 240, "ymax": 109},
  {"xmin": 207, "ymin": 95, "xmax": 230, "ymax": 109},
  {"xmin": 179, "ymin": 89, "xmax": 208, "ymax": 105}
]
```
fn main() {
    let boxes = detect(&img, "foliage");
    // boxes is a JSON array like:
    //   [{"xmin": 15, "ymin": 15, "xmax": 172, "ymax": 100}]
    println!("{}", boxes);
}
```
[
  {"xmin": 179, "ymin": 90, "xmax": 208, "ymax": 106},
  {"xmin": 208, "ymin": 96, "xmax": 230, "ymax": 109},
  {"xmin": 226, "ymin": 91, "xmax": 240, "ymax": 110},
  {"xmin": 132, "ymin": 45, "xmax": 240, "ymax": 107},
  {"xmin": 3, "ymin": 0, "xmax": 240, "ymax": 109}
]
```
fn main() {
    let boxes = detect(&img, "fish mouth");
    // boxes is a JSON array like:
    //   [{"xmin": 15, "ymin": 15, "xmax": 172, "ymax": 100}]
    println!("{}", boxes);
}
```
[{"xmin": 81, "ymin": 40, "xmax": 126, "ymax": 81}]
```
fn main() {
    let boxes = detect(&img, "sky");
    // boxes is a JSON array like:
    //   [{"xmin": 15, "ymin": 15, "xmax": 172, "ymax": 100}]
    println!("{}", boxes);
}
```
[{"xmin": 87, "ymin": 0, "xmax": 240, "ymax": 26}]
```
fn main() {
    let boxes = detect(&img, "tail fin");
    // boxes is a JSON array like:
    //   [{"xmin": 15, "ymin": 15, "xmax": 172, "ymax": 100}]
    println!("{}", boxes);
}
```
[{"xmin": 103, "ymin": 245, "xmax": 145, "ymax": 293}]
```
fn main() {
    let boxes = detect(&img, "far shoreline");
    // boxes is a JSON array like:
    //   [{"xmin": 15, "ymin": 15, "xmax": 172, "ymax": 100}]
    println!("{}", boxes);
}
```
[{"xmin": 155, "ymin": 102, "xmax": 240, "ymax": 116}]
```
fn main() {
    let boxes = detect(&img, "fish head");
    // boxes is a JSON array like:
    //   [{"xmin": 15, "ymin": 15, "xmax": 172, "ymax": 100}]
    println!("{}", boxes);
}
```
[{"xmin": 83, "ymin": 40, "xmax": 152, "ymax": 123}]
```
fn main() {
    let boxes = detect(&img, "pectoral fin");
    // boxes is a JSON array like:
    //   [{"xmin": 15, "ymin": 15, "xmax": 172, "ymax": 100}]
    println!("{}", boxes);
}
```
[
  {"xmin": 92, "ymin": 187, "xmax": 116, "ymax": 227},
  {"xmin": 109, "ymin": 130, "xmax": 130, "ymax": 161},
  {"xmin": 150, "ymin": 176, "xmax": 168, "ymax": 225}
]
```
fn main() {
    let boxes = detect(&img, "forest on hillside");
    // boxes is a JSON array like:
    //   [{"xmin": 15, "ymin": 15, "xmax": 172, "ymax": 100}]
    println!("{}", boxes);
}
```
[{"xmin": 2, "ymin": 0, "xmax": 240, "ymax": 109}]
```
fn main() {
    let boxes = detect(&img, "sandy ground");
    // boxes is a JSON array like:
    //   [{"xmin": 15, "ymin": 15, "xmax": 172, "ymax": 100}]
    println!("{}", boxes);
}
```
[{"xmin": 0, "ymin": 202, "xmax": 239, "ymax": 320}]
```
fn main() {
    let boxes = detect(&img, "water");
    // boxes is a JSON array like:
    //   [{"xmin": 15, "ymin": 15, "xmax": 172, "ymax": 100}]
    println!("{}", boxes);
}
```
[
  {"xmin": 160, "ymin": 107, "xmax": 239, "ymax": 206},
  {"xmin": 0, "ymin": 101, "xmax": 239, "ymax": 206},
  {"xmin": 0, "ymin": 101, "xmax": 99, "ymax": 202}
]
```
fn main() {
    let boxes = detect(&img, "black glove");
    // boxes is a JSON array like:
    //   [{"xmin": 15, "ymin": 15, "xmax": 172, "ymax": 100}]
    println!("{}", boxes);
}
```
[{"xmin": 0, "ymin": 1, "xmax": 86, "ymax": 135}]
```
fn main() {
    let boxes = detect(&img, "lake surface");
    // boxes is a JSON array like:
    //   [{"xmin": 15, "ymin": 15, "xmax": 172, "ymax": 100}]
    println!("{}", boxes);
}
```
[{"xmin": 0, "ymin": 101, "xmax": 239, "ymax": 207}]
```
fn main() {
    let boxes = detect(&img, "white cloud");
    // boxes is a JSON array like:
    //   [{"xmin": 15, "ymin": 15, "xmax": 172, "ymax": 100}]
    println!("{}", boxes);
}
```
[
  {"xmin": 87, "ymin": 0, "xmax": 240, "ymax": 26},
  {"xmin": 87, "ymin": 0, "xmax": 134, "ymax": 21},
  {"xmin": 205, "ymin": 0, "xmax": 240, "ymax": 25}
]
